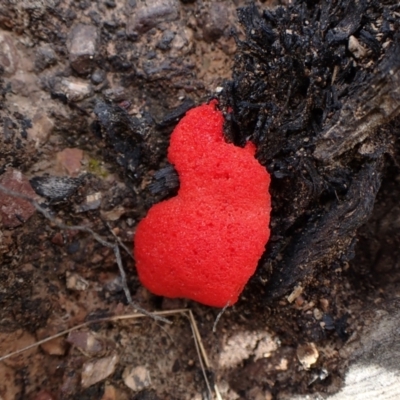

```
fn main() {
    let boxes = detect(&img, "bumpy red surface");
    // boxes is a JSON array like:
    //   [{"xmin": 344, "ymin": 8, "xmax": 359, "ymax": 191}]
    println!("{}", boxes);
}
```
[{"xmin": 134, "ymin": 101, "xmax": 271, "ymax": 307}]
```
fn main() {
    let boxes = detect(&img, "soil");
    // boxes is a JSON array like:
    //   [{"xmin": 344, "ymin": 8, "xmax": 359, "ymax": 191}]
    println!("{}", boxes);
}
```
[{"xmin": 1, "ymin": 1, "xmax": 400, "ymax": 400}]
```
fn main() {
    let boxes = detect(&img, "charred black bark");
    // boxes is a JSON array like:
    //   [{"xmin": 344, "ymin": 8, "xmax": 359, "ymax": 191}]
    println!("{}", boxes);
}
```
[{"xmin": 225, "ymin": 1, "xmax": 400, "ymax": 300}]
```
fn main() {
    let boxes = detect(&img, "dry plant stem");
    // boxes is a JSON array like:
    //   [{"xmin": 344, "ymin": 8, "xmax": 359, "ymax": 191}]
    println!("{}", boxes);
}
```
[
  {"xmin": 0, "ymin": 183, "xmax": 170, "ymax": 324},
  {"xmin": 213, "ymin": 302, "xmax": 230, "ymax": 333},
  {"xmin": 187, "ymin": 310, "xmax": 223, "ymax": 400},
  {"xmin": 107, "ymin": 221, "xmax": 134, "ymax": 260},
  {"xmin": 0, "ymin": 310, "xmax": 186, "ymax": 363},
  {"xmin": 187, "ymin": 312, "xmax": 213, "ymax": 398}
]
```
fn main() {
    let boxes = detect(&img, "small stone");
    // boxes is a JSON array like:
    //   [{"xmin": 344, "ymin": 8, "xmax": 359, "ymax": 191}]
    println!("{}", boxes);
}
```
[
  {"xmin": 287, "ymin": 285, "xmax": 303, "ymax": 303},
  {"xmin": 313, "ymin": 308, "xmax": 323, "ymax": 320},
  {"xmin": 102, "ymin": 86, "xmax": 126, "ymax": 102},
  {"xmin": 170, "ymin": 30, "xmax": 189, "ymax": 51},
  {"xmin": 296, "ymin": 343, "xmax": 319, "ymax": 369},
  {"xmin": 36, "ymin": 325, "xmax": 67, "ymax": 356},
  {"xmin": 75, "ymin": 192, "xmax": 102, "ymax": 212},
  {"xmin": 0, "ymin": 32, "xmax": 19, "ymax": 76},
  {"xmin": 319, "ymin": 298, "xmax": 329, "ymax": 312},
  {"xmin": 254, "ymin": 336, "xmax": 278, "ymax": 360},
  {"xmin": 66, "ymin": 271, "xmax": 89, "ymax": 291},
  {"xmin": 349, "ymin": 35, "xmax": 367, "ymax": 59},
  {"xmin": 103, "ymin": 275, "xmax": 123, "ymax": 293},
  {"xmin": 127, "ymin": 0, "xmax": 179, "ymax": 35},
  {"xmin": 157, "ymin": 30, "xmax": 175, "ymax": 50},
  {"xmin": 202, "ymin": 2, "xmax": 229, "ymax": 43},
  {"xmin": 0, "ymin": 169, "xmax": 37, "ymax": 228},
  {"xmin": 101, "ymin": 385, "xmax": 117, "ymax": 400},
  {"xmin": 30, "ymin": 176, "xmax": 82, "ymax": 202},
  {"xmin": 91, "ymin": 69, "xmax": 106, "ymax": 84},
  {"xmin": 68, "ymin": 24, "xmax": 98, "ymax": 74},
  {"xmin": 123, "ymin": 366, "xmax": 151, "ymax": 392},
  {"xmin": 56, "ymin": 148, "xmax": 84, "ymax": 177},
  {"xmin": 81, "ymin": 353, "xmax": 119, "ymax": 388},
  {"xmin": 11, "ymin": 71, "xmax": 37, "ymax": 97},
  {"xmin": 67, "ymin": 331, "xmax": 107, "ymax": 357},
  {"xmin": 56, "ymin": 77, "xmax": 93, "ymax": 102},
  {"xmin": 35, "ymin": 44, "xmax": 57, "ymax": 71},
  {"xmin": 104, "ymin": 0, "xmax": 116, "ymax": 8},
  {"xmin": 26, "ymin": 113, "xmax": 54, "ymax": 146},
  {"xmin": 359, "ymin": 141, "xmax": 377, "ymax": 155}
]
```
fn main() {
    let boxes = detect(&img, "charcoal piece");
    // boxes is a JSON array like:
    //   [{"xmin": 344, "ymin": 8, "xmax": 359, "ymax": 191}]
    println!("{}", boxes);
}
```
[
  {"xmin": 94, "ymin": 101, "xmax": 144, "ymax": 176},
  {"xmin": 94, "ymin": 101, "xmax": 143, "ymax": 143},
  {"xmin": 158, "ymin": 98, "xmax": 195, "ymax": 127},
  {"xmin": 148, "ymin": 164, "xmax": 179, "ymax": 194},
  {"xmin": 30, "ymin": 176, "xmax": 82, "ymax": 202}
]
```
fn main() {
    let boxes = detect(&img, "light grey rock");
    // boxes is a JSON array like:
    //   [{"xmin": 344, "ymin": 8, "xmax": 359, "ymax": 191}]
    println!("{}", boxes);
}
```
[
  {"xmin": 0, "ymin": 32, "xmax": 19, "ymax": 76},
  {"xmin": 127, "ymin": 0, "xmax": 179, "ymax": 35},
  {"xmin": 68, "ymin": 24, "xmax": 98, "ymax": 74},
  {"xmin": 123, "ymin": 366, "xmax": 151, "ymax": 392},
  {"xmin": 202, "ymin": 2, "xmax": 229, "ymax": 43},
  {"xmin": 35, "ymin": 44, "xmax": 57, "ymax": 71},
  {"xmin": 54, "ymin": 77, "xmax": 93, "ymax": 102},
  {"xmin": 81, "ymin": 353, "xmax": 119, "ymax": 388}
]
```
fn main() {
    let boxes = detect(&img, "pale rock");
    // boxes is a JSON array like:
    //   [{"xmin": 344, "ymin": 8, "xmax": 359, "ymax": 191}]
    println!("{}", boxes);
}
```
[
  {"xmin": 66, "ymin": 271, "xmax": 89, "ymax": 291},
  {"xmin": 101, "ymin": 384, "xmax": 118, "ymax": 400},
  {"xmin": 349, "ymin": 35, "xmax": 367, "ymax": 59},
  {"xmin": 36, "ymin": 324, "xmax": 68, "ymax": 356},
  {"xmin": 27, "ymin": 113, "xmax": 54, "ymax": 146},
  {"xmin": 127, "ymin": 0, "xmax": 179, "ymax": 35},
  {"xmin": 68, "ymin": 24, "xmax": 98, "ymax": 74},
  {"xmin": 0, "ymin": 31, "xmax": 19, "ymax": 76},
  {"xmin": 202, "ymin": 2, "xmax": 229, "ymax": 43},
  {"xmin": 296, "ymin": 342, "xmax": 319, "ymax": 369},
  {"xmin": 67, "ymin": 331, "xmax": 107, "ymax": 357},
  {"xmin": 123, "ymin": 366, "xmax": 151, "ymax": 392},
  {"xmin": 56, "ymin": 77, "xmax": 93, "ymax": 102},
  {"xmin": 81, "ymin": 353, "xmax": 119, "ymax": 388}
]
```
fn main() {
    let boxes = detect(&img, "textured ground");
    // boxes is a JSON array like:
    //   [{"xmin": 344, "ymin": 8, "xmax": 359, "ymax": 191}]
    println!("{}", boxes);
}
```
[{"xmin": 1, "ymin": 1, "xmax": 400, "ymax": 399}]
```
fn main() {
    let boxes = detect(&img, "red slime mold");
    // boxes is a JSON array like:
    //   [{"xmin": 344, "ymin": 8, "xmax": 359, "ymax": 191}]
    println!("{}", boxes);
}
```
[{"xmin": 134, "ymin": 100, "xmax": 271, "ymax": 307}]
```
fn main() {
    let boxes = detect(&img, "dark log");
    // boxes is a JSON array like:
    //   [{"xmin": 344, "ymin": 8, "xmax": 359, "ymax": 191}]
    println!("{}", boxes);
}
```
[{"xmin": 225, "ymin": 1, "xmax": 400, "ymax": 300}]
